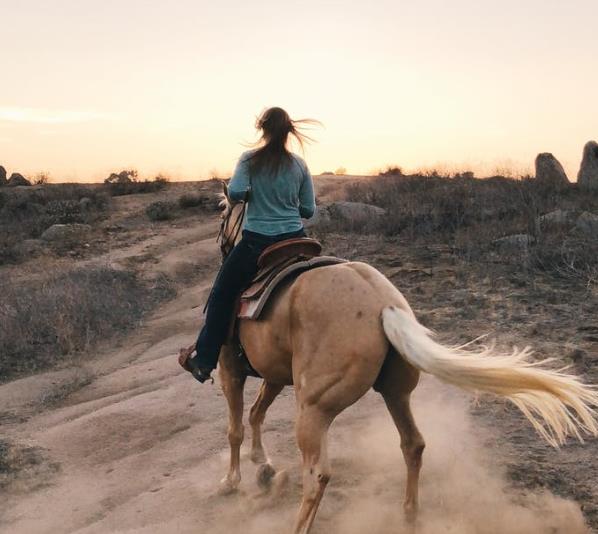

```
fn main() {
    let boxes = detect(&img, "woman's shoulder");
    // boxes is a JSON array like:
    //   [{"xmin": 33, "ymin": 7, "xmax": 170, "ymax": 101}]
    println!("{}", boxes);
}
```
[
  {"xmin": 289, "ymin": 152, "xmax": 309, "ymax": 172},
  {"xmin": 239, "ymin": 149, "xmax": 257, "ymax": 162}
]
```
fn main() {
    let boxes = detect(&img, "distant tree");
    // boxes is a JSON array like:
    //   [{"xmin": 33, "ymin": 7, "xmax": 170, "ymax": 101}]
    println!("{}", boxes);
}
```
[
  {"xmin": 154, "ymin": 173, "xmax": 170, "ymax": 184},
  {"xmin": 104, "ymin": 169, "xmax": 138, "ymax": 184},
  {"xmin": 378, "ymin": 165, "xmax": 403, "ymax": 177},
  {"xmin": 33, "ymin": 171, "xmax": 51, "ymax": 185},
  {"xmin": 335, "ymin": 167, "xmax": 347, "ymax": 176}
]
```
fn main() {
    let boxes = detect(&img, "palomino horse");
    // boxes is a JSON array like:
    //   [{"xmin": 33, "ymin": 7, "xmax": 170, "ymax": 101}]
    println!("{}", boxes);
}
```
[{"xmin": 182, "ymin": 186, "xmax": 598, "ymax": 534}]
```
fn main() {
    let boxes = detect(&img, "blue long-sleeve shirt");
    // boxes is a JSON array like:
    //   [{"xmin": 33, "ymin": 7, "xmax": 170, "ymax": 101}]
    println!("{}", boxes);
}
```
[{"xmin": 228, "ymin": 150, "xmax": 316, "ymax": 236}]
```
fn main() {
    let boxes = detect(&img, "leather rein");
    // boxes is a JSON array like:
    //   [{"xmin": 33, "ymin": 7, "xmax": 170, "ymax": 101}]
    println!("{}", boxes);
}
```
[{"xmin": 216, "ymin": 199, "xmax": 246, "ymax": 261}]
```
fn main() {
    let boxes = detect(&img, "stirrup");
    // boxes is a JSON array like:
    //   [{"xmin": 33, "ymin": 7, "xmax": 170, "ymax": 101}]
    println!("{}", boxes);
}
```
[
  {"xmin": 191, "ymin": 367, "xmax": 214, "ymax": 384},
  {"xmin": 178, "ymin": 345, "xmax": 214, "ymax": 384}
]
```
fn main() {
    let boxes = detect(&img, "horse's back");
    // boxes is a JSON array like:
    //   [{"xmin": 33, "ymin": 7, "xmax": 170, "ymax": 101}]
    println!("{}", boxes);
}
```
[{"xmin": 239, "ymin": 261, "xmax": 414, "ymax": 397}]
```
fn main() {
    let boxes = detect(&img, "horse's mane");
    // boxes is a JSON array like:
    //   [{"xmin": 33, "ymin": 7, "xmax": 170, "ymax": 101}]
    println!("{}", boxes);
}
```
[{"xmin": 218, "ymin": 192, "xmax": 231, "ymax": 217}]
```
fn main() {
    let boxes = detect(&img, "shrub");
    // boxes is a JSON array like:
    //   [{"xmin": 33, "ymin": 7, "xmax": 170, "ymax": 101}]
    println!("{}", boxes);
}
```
[
  {"xmin": 104, "ymin": 177, "xmax": 168, "ymax": 196},
  {"xmin": 33, "ymin": 172, "xmax": 51, "ymax": 185},
  {"xmin": 104, "ymin": 169, "xmax": 138, "ymax": 184},
  {"xmin": 0, "ymin": 184, "xmax": 110, "ymax": 265},
  {"xmin": 154, "ymin": 173, "xmax": 170, "ymax": 185},
  {"xmin": 146, "ymin": 200, "xmax": 176, "ymax": 221},
  {"xmin": 178, "ymin": 193, "xmax": 207, "ymax": 209},
  {"xmin": 378, "ymin": 166, "xmax": 403, "ymax": 177},
  {"xmin": 328, "ymin": 173, "xmax": 598, "ymax": 285},
  {"xmin": 0, "ymin": 266, "xmax": 174, "ymax": 380}
]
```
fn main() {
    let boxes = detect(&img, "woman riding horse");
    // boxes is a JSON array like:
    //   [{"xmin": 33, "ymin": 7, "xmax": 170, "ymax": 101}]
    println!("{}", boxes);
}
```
[
  {"xmin": 180, "ymin": 107, "xmax": 317, "ymax": 382},
  {"xmin": 177, "ymin": 109, "xmax": 598, "ymax": 534}
]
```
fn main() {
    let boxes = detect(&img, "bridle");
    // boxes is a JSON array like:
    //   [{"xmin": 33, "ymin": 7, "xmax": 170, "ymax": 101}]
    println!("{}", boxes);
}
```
[{"xmin": 216, "ymin": 200, "xmax": 246, "ymax": 261}]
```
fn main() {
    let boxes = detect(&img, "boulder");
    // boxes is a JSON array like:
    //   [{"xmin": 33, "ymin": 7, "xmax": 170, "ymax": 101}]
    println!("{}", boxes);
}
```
[
  {"xmin": 41, "ymin": 223, "xmax": 92, "ymax": 243},
  {"xmin": 574, "ymin": 212, "xmax": 598, "ymax": 238},
  {"xmin": 7, "ymin": 173, "xmax": 32, "ymax": 187},
  {"xmin": 327, "ymin": 201, "xmax": 386, "ymax": 222},
  {"xmin": 493, "ymin": 234, "xmax": 534, "ymax": 252},
  {"xmin": 577, "ymin": 140, "xmax": 598, "ymax": 191},
  {"xmin": 304, "ymin": 204, "xmax": 332, "ymax": 228},
  {"xmin": 534, "ymin": 153, "xmax": 569, "ymax": 187},
  {"xmin": 537, "ymin": 209, "xmax": 575, "ymax": 227},
  {"xmin": 0, "ymin": 165, "xmax": 7, "ymax": 186}
]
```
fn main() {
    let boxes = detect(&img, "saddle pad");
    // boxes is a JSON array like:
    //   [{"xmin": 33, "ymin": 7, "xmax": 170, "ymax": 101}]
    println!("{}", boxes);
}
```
[{"xmin": 239, "ymin": 256, "xmax": 348, "ymax": 320}]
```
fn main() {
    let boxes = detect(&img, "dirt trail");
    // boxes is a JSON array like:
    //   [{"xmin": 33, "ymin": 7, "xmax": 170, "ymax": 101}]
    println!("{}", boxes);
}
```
[{"xmin": 0, "ymin": 222, "xmax": 591, "ymax": 533}]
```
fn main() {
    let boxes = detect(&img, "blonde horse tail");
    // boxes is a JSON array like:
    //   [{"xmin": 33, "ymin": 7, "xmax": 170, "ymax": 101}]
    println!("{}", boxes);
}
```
[{"xmin": 381, "ymin": 305, "xmax": 598, "ymax": 447}]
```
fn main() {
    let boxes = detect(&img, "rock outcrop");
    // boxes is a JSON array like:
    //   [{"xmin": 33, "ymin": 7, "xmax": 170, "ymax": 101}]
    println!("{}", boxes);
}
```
[
  {"xmin": 534, "ymin": 153, "xmax": 569, "ymax": 188},
  {"xmin": 328, "ymin": 201, "xmax": 386, "ymax": 221},
  {"xmin": 304, "ymin": 201, "xmax": 386, "ymax": 228},
  {"xmin": 41, "ymin": 223, "xmax": 91, "ymax": 243},
  {"xmin": 493, "ymin": 234, "xmax": 534, "ymax": 252},
  {"xmin": 537, "ymin": 209, "xmax": 575, "ymax": 227},
  {"xmin": 0, "ymin": 165, "xmax": 7, "ymax": 186},
  {"xmin": 577, "ymin": 141, "xmax": 598, "ymax": 191},
  {"xmin": 7, "ymin": 173, "xmax": 32, "ymax": 187}
]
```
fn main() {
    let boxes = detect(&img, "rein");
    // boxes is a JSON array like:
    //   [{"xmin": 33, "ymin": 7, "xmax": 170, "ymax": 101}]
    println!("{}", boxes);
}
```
[{"xmin": 217, "ymin": 200, "xmax": 247, "ymax": 261}]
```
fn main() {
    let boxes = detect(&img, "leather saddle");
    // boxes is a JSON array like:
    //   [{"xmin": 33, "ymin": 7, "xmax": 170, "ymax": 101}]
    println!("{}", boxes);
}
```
[{"xmin": 238, "ymin": 237, "xmax": 347, "ymax": 320}]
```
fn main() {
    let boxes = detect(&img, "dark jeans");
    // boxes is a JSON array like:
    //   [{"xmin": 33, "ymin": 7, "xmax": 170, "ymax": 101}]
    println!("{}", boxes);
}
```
[{"xmin": 195, "ymin": 228, "xmax": 306, "ymax": 370}]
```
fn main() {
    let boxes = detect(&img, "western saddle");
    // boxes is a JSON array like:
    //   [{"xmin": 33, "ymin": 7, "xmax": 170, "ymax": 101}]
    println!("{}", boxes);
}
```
[{"xmin": 238, "ymin": 237, "xmax": 347, "ymax": 319}]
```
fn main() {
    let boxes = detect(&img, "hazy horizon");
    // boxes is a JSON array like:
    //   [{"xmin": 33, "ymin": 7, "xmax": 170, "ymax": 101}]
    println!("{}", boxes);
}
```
[{"xmin": 1, "ymin": 0, "xmax": 596, "ymax": 182}]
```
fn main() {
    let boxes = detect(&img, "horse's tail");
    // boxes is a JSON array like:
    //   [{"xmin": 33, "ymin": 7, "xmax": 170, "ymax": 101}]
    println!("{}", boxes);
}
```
[{"xmin": 381, "ymin": 305, "xmax": 598, "ymax": 447}]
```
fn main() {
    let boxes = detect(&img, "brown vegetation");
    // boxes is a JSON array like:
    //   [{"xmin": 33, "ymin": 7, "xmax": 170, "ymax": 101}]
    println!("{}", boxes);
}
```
[
  {"xmin": 317, "ymin": 174, "xmax": 598, "ymax": 287},
  {"xmin": 0, "ymin": 184, "xmax": 110, "ymax": 265},
  {"xmin": 0, "ymin": 266, "xmax": 174, "ymax": 381}
]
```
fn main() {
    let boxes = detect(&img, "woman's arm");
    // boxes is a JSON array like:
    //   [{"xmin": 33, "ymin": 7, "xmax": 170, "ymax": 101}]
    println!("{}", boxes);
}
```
[
  {"xmin": 228, "ymin": 153, "xmax": 251, "ymax": 202},
  {"xmin": 298, "ymin": 164, "xmax": 316, "ymax": 219}
]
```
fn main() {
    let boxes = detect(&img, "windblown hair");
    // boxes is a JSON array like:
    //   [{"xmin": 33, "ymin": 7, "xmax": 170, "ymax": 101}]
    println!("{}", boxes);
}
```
[{"xmin": 247, "ymin": 107, "xmax": 319, "ymax": 177}]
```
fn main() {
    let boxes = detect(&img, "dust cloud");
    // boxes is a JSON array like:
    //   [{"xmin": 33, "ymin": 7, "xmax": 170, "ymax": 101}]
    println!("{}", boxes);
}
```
[{"xmin": 200, "ymin": 378, "xmax": 588, "ymax": 534}]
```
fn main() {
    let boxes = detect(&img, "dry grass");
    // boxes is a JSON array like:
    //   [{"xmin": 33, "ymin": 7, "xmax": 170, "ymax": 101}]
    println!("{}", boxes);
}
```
[
  {"xmin": 321, "ymin": 174, "xmax": 598, "ymax": 286},
  {"xmin": 0, "ymin": 266, "xmax": 174, "ymax": 381},
  {"xmin": 0, "ymin": 184, "xmax": 110, "ymax": 265}
]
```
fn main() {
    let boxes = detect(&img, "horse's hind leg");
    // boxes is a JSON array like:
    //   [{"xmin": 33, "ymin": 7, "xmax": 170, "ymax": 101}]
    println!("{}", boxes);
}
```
[
  {"xmin": 293, "ymin": 406, "xmax": 332, "ymax": 534},
  {"xmin": 249, "ymin": 381, "xmax": 284, "ymax": 465},
  {"xmin": 249, "ymin": 381, "xmax": 284, "ymax": 491},
  {"xmin": 384, "ymin": 392, "xmax": 425, "ymax": 523},
  {"xmin": 218, "ymin": 348, "xmax": 247, "ymax": 494},
  {"xmin": 375, "ymin": 354, "xmax": 425, "ymax": 523}
]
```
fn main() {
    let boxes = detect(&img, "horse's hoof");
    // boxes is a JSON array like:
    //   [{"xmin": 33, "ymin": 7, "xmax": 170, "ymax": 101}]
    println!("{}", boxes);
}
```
[
  {"xmin": 256, "ymin": 462, "xmax": 276, "ymax": 490},
  {"xmin": 217, "ymin": 477, "xmax": 239, "ymax": 496},
  {"xmin": 404, "ymin": 504, "xmax": 418, "ymax": 525}
]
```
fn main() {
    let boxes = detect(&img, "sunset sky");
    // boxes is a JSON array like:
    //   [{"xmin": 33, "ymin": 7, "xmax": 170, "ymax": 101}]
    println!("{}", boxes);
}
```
[{"xmin": 1, "ymin": 0, "xmax": 596, "ymax": 182}]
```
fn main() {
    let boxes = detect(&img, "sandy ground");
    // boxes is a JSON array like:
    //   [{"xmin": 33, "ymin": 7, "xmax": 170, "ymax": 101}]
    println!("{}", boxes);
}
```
[{"xmin": 1, "ymin": 184, "xmax": 596, "ymax": 533}]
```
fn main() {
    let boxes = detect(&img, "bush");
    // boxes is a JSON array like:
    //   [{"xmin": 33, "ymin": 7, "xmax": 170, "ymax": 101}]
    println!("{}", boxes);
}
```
[
  {"xmin": 378, "ymin": 166, "xmax": 403, "ymax": 177},
  {"xmin": 178, "ymin": 193, "xmax": 207, "ymax": 209},
  {"xmin": 0, "ymin": 184, "xmax": 110, "ymax": 265},
  {"xmin": 0, "ymin": 267, "xmax": 174, "ymax": 381},
  {"xmin": 104, "ymin": 169, "xmax": 138, "ymax": 184},
  {"xmin": 154, "ymin": 173, "xmax": 170, "ymax": 185},
  {"xmin": 33, "ymin": 172, "xmax": 51, "ymax": 185},
  {"xmin": 329, "ymin": 174, "xmax": 598, "ymax": 285},
  {"xmin": 146, "ymin": 200, "xmax": 176, "ymax": 221},
  {"xmin": 104, "ymin": 178, "xmax": 168, "ymax": 197}
]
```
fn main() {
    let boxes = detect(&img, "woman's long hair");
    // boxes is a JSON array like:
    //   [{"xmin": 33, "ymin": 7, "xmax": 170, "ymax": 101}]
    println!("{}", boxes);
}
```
[{"xmin": 247, "ymin": 107, "xmax": 320, "ymax": 177}]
